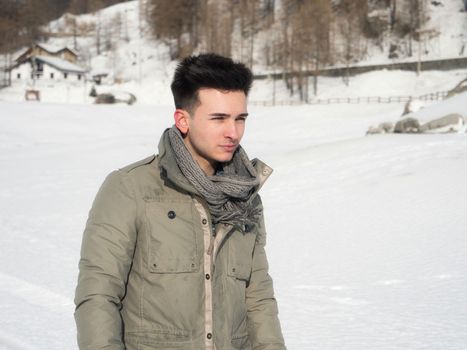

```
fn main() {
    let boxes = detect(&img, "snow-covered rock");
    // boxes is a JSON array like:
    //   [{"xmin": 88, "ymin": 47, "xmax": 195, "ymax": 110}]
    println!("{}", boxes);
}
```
[
  {"xmin": 420, "ymin": 113, "xmax": 465, "ymax": 133},
  {"xmin": 394, "ymin": 117, "xmax": 421, "ymax": 133}
]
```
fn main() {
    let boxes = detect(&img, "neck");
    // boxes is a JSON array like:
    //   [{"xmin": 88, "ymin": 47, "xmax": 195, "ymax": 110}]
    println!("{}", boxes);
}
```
[
  {"xmin": 182, "ymin": 138, "xmax": 217, "ymax": 176},
  {"xmin": 195, "ymin": 156, "xmax": 217, "ymax": 176}
]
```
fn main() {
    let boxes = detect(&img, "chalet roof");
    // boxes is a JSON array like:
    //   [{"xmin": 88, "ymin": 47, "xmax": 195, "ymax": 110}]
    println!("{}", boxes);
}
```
[
  {"xmin": 38, "ymin": 43, "xmax": 79, "ymax": 56},
  {"xmin": 34, "ymin": 55, "xmax": 86, "ymax": 74},
  {"xmin": 15, "ymin": 43, "xmax": 79, "ymax": 62},
  {"xmin": 36, "ymin": 43, "xmax": 63, "ymax": 53}
]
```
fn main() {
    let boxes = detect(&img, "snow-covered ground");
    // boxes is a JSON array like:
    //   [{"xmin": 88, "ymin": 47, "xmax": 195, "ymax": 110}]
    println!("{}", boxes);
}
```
[
  {"xmin": 1, "ymin": 67, "xmax": 466, "ymax": 106},
  {"xmin": 1, "ymin": 85, "xmax": 466, "ymax": 349}
]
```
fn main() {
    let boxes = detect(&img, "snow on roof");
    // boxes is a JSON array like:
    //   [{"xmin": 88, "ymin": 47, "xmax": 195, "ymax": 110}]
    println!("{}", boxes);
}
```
[
  {"xmin": 36, "ymin": 43, "xmax": 78, "ymax": 56},
  {"xmin": 35, "ymin": 43, "xmax": 62, "ymax": 54},
  {"xmin": 35, "ymin": 55, "xmax": 86, "ymax": 74},
  {"xmin": 16, "ymin": 43, "xmax": 63, "ymax": 57}
]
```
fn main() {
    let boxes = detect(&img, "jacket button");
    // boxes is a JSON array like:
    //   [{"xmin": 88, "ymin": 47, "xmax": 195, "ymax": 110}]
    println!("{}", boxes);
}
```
[
  {"xmin": 167, "ymin": 211, "xmax": 176, "ymax": 219},
  {"xmin": 207, "ymin": 333, "xmax": 212, "ymax": 340},
  {"xmin": 205, "ymin": 273, "xmax": 210, "ymax": 280},
  {"xmin": 202, "ymin": 218, "xmax": 207, "ymax": 225}
]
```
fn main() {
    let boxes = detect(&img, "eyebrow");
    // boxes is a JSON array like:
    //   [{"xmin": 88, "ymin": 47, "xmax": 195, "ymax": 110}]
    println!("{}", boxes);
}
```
[{"xmin": 208, "ymin": 113, "xmax": 249, "ymax": 118}]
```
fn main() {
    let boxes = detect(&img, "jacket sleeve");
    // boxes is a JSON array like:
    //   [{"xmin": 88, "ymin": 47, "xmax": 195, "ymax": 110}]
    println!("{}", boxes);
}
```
[
  {"xmin": 74, "ymin": 170, "xmax": 138, "ymax": 350},
  {"xmin": 246, "ymin": 199, "xmax": 287, "ymax": 350}
]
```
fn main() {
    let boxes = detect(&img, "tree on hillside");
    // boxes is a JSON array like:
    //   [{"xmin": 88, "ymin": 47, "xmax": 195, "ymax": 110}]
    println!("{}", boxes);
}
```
[
  {"xmin": 18, "ymin": 0, "xmax": 50, "ymax": 44},
  {"xmin": 407, "ymin": 0, "xmax": 428, "ymax": 57},
  {"xmin": 198, "ymin": 0, "xmax": 235, "ymax": 58},
  {"xmin": 391, "ymin": 0, "xmax": 428, "ymax": 56},
  {"xmin": 68, "ymin": 0, "xmax": 91, "ymax": 14},
  {"xmin": 68, "ymin": 0, "xmax": 108, "ymax": 55},
  {"xmin": 337, "ymin": 0, "xmax": 368, "ymax": 85},
  {"xmin": 45, "ymin": 0, "xmax": 72, "ymax": 20},
  {"xmin": 237, "ymin": 0, "xmax": 262, "ymax": 68},
  {"xmin": 148, "ymin": 0, "xmax": 197, "ymax": 58},
  {"xmin": 0, "ymin": 0, "xmax": 19, "ymax": 53},
  {"xmin": 279, "ymin": 0, "xmax": 332, "ymax": 99},
  {"xmin": 68, "ymin": 0, "xmax": 128, "ymax": 14}
]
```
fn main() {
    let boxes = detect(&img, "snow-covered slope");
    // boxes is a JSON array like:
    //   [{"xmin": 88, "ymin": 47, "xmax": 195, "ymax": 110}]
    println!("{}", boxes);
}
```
[
  {"xmin": 360, "ymin": 0, "xmax": 467, "ymax": 64},
  {"xmin": 1, "ymin": 90, "xmax": 466, "ymax": 349}
]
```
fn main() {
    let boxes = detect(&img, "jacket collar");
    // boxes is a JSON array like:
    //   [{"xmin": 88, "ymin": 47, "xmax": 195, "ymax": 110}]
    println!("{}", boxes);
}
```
[
  {"xmin": 251, "ymin": 158, "xmax": 273, "ymax": 191},
  {"xmin": 157, "ymin": 127, "xmax": 273, "ymax": 195}
]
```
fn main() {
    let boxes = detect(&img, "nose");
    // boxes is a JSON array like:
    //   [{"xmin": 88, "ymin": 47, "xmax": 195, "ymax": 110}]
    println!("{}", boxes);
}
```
[{"xmin": 224, "ymin": 119, "xmax": 239, "ymax": 141}]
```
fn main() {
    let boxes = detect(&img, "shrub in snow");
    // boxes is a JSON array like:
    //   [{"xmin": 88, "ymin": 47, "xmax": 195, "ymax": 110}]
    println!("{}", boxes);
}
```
[
  {"xmin": 95, "ymin": 93, "xmax": 116, "ymax": 104},
  {"xmin": 394, "ymin": 117, "xmax": 421, "ymax": 133},
  {"xmin": 94, "ymin": 91, "xmax": 136, "ymax": 105},
  {"xmin": 420, "ymin": 113, "xmax": 465, "ymax": 133}
]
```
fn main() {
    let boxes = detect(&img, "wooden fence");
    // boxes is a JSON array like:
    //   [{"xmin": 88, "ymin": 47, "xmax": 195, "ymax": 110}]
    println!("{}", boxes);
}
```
[{"xmin": 250, "ymin": 90, "xmax": 449, "ymax": 106}]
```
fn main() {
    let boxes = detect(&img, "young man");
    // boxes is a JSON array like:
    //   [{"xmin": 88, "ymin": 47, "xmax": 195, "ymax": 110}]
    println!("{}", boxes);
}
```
[{"xmin": 74, "ymin": 53, "xmax": 286, "ymax": 350}]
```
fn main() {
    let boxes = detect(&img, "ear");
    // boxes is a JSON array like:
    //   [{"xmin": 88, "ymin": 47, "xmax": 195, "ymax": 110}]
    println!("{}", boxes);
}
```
[{"xmin": 174, "ymin": 109, "xmax": 190, "ymax": 135}]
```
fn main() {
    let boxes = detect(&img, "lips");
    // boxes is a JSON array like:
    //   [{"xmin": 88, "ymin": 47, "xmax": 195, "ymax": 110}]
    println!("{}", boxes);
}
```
[{"xmin": 220, "ymin": 144, "xmax": 237, "ymax": 152}]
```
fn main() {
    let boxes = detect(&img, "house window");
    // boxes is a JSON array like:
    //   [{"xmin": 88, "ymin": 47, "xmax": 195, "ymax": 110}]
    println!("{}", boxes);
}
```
[
  {"xmin": 36, "ymin": 62, "xmax": 43, "ymax": 72},
  {"xmin": 17, "ymin": 73, "xmax": 21, "ymax": 79},
  {"xmin": 77, "ymin": 74, "xmax": 81, "ymax": 80},
  {"xmin": 50, "ymin": 73, "xmax": 54, "ymax": 79},
  {"xmin": 64, "ymin": 73, "xmax": 68, "ymax": 79}
]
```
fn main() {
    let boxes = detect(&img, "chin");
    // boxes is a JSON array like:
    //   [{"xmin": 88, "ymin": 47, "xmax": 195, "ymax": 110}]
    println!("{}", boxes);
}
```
[{"xmin": 216, "ymin": 154, "xmax": 235, "ymax": 163}]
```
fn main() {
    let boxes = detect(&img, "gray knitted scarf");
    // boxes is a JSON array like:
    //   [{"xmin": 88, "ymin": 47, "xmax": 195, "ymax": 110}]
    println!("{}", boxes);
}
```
[{"xmin": 167, "ymin": 126, "xmax": 261, "ymax": 228}]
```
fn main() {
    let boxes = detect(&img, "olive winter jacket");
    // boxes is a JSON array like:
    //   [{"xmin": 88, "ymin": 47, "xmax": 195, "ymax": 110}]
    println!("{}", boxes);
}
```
[{"xmin": 74, "ymin": 137, "xmax": 286, "ymax": 350}]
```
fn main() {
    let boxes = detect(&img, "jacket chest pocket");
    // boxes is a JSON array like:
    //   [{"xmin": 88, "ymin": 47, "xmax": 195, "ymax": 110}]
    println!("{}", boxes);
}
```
[
  {"xmin": 145, "ymin": 199, "xmax": 199, "ymax": 273},
  {"xmin": 227, "ymin": 230, "xmax": 257, "ymax": 281}
]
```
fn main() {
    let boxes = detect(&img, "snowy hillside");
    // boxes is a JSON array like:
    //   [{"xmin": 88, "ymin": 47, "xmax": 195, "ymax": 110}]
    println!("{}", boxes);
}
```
[
  {"xmin": 361, "ymin": 0, "xmax": 467, "ymax": 64},
  {"xmin": 1, "ymin": 0, "xmax": 467, "ymax": 104}
]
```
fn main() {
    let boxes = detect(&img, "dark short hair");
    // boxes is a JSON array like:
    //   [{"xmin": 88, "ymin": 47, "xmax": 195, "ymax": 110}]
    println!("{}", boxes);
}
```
[{"xmin": 170, "ymin": 53, "xmax": 253, "ymax": 113}]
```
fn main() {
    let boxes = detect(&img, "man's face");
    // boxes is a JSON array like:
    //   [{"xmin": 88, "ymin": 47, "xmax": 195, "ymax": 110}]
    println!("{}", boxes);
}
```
[{"xmin": 177, "ymin": 88, "xmax": 248, "ymax": 175}]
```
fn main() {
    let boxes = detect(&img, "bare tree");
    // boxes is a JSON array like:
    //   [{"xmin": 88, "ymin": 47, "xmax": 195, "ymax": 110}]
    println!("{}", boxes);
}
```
[
  {"xmin": 337, "ymin": 0, "xmax": 367, "ymax": 85},
  {"xmin": 18, "ymin": 0, "xmax": 50, "ymax": 44},
  {"xmin": 200, "ymin": 1, "xmax": 235, "ymax": 57},
  {"xmin": 148, "ymin": 0, "xmax": 197, "ymax": 58},
  {"xmin": 391, "ymin": 0, "xmax": 428, "ymax": 56},
  {"xmin": 96, "ymin": 8, "xmax": 102, "ymax": 55},
  {"xmin": 237, "ymin": 0, "xmax": 261, "ymax": 68},
  {"xmin": 68, "ymin": 0, "xmax": 129, "ymax": 14},
  {"xmin": 408, "ymin": 0, "xmax": 428, "ymax": 57},
  {"xmin": 280, "ymin": 0, "xmax": 332, "ymax": 99}
]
